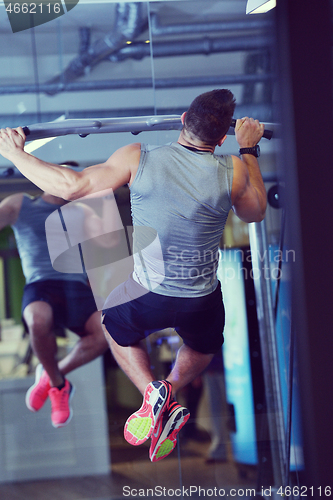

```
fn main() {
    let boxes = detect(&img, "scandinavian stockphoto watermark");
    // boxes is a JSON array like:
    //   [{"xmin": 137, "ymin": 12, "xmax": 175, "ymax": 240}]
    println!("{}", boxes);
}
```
[
  {"xmin": 3, "ymin": 0, "xmax": 80, "ymax": 33},
  {"xmin": 166, "ymin": 244, "xmax": 295, "ymax": 284},
  {"xmin": 218, "ymin": 245, "xmax": 296, "ymax": 283},
  {"xmin": 44, "ymin": 190, "xmax": 295, "ymax": 311}
]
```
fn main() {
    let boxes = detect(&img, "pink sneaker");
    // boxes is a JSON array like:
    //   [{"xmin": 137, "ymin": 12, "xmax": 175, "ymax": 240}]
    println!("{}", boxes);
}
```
[
  {"xmin": 149, "ymin": 400, "xmax": 190, "ymax": 462},
  {"xmin": 48, "ymin": 379, "xmax": 75, "ymax": 428},
  {"xmin": 124, "ymin": 380, "xmax": 172, "ymax": 446},
  {"xmin": 25, "ymin": 364, "xmax": 51, "ymax": 412}
]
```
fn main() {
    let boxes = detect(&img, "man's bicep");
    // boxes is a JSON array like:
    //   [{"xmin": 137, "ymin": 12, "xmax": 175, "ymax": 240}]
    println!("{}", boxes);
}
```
[
  {"xmin": 232, "ymin": 185, "xmax": 263, "ymax": 222},
  {"xmin": 231, "ymin": 156, "xmax": 263, "ymax": 223},
  {"xmin": 81, "ymin": 161, "xmax": 130, "ymax": 194}
]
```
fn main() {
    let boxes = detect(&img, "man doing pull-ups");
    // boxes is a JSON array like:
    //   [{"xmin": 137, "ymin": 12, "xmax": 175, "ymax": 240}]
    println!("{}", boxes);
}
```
[{"xmin": 0, "ymin": 89, "xmax": 266, "ymax": 461}]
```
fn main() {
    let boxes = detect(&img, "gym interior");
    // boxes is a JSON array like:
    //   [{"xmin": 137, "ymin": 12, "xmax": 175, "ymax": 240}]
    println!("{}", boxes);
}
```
[{"xmin": 0, "ymin": 1, "xmax": 332, "ymax": 499}]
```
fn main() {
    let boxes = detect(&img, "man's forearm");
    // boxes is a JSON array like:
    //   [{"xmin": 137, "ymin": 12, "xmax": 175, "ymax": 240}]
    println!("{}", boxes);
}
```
[{"xmin": 7, "ymin": 150, "xmax": 80, "ymax": 199}]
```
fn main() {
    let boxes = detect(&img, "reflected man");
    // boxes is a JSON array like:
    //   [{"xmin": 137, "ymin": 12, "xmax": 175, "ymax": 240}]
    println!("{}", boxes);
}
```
[{"xmin": 0, "ymin": 185, "xmax": 118, "ymax": 427}]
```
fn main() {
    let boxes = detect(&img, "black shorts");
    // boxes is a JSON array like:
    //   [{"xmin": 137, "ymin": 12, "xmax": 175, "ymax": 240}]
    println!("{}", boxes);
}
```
[
  {"xmin": 102, "ymin": 276, "xmax": 225, "ymax": 354},
  {"xmin": 22, "ymin": 280, "xmax": 98, "ymax": 334}
]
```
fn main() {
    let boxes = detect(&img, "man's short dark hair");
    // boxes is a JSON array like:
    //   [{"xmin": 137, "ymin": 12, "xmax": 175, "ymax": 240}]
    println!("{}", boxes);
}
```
[{"xmin": 184, "ymin": 89, "xmax": 236, "ymax": 145}]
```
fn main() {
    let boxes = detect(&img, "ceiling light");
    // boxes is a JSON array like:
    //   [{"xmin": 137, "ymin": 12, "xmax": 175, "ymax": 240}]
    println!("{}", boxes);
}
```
[
  {"xmin": 25, "ymin": 137, "xmax": 56, "ymax": 154},
  {"xmin": 246, "ymin": 0, "xmax": 276, "ymax": 14}
]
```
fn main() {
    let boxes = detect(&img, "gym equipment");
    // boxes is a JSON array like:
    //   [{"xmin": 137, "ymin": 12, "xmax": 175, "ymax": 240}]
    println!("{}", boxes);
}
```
[{"xmin": 20, "ymin": 115, "xmax": 275, "ymax": 142}]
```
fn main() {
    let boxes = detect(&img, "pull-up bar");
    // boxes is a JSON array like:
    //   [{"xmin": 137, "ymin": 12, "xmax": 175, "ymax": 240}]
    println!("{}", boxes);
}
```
[{"xmin": 21, "ymin": 115, "xmax": 276, "ymax": 142}]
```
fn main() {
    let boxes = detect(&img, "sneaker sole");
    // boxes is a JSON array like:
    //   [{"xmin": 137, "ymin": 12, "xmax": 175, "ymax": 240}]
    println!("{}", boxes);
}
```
[
  {"xmin": 51, "ymin": 384, "xmax": 76, "ymax": 428},
  {"xmin": 150, "ymin": 407, "xmax": 190, "ymax": 462},
  {"xmin": 124, "ymin": 381, "xmax": 172, "ymax": 446},
  {"xmin": 25, "ymin": 364, "xmax": 46, "ymax": 412}
]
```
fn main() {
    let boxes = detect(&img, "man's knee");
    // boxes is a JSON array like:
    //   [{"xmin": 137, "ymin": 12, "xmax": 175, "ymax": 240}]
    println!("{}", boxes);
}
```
[
  {"xmin": 23, "ymin": 302, "xmax": 53, "ymax": 337},
  {"xmin": 26, "ymin": 314, "xmax": 53, "ymax": 337}
]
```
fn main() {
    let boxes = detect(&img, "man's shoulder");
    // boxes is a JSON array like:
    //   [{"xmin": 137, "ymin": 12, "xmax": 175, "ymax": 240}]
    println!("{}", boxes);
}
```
[{"xmin": 108, "ymin": 142, "xmax": 142, "ymax": 168}]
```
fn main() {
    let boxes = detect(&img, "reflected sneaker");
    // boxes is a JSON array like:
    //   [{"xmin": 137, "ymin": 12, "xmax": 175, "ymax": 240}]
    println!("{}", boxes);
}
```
[
  {"xmin": 48, "ymin": 379, "xmax": 75, "ymax": 428},
  {"xmin": 25, "ymin": 364, "xmax": 51, "ymax": 412},
  {"xmin": 149, "ymin": 400, "xmax": 190, "ymax": 462},
  {"xmin": 124, "ymin": 380, "xmax": 172, "ymax": 446}
]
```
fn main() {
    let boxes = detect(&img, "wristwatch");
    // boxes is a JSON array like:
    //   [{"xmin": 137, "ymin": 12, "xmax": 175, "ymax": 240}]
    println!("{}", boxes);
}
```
[{"xmin": 239, "ymin": 145, "xmax": 260, "ymax": 158}]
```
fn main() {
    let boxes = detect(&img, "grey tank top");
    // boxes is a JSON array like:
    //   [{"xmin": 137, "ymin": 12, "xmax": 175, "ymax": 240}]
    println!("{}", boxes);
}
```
[
  {"xmin": 130, "ymin": 142, "xmax": 233, "ymax": 297},
  {"xmin": 12, "ymin": 195, "xmax": 88, "ymax": 285}
]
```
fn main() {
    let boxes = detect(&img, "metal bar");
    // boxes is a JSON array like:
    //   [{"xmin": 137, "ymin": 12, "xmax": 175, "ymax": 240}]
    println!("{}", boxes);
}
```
[
  {"xmin": 284, "ymin": 321, "xmax": 295, "ymax": 489},
  {"xmin": 274, "ymin": 208, "xmax": 286, "ymax": 320},
  {"xmin": 0, "ymin": 73, "xmax": 275, "ymax": 95},
  {"xmin": 21, "ymin": 115, "xmax": 180, "ymax": 141},
  {"xmin": 20, "ymin": 115, "xmax": 278, "ymax": 142},
  {"xmin": 249, "ymin": 219, "xmax": 286, "ymax": 487},
  {"xmin": 111, "ymin": 36, "xmax": 274, "ymax": 62},
  {"xmin": 151, "ymin": 14, "xmax": 273, "ymax": 36}
]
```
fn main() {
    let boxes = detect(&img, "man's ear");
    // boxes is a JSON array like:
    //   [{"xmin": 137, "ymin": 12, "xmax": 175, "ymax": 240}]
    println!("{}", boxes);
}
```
[
  {"xmin": 217, "ymin": 135, "xmax": 227, "ymax": 147},
  {"xmin": 181, "ymin": 112, "xmax": 186, "ymax": 125}
]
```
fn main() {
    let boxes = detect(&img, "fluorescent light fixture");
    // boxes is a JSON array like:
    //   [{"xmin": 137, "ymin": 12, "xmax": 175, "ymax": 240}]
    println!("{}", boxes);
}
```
[
  {"xmin": 24, "ymin": 136, "xmax": 57, "ymax": 154},
  {"xmin": 246, "ymin": 0, "xmax": 276, "ymax": 14}
]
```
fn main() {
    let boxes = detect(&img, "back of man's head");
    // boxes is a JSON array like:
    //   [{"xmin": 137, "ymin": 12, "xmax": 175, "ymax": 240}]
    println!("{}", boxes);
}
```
[{"xmin": 184, "ymin": 89, "xmax": 236, "ymax": 146}]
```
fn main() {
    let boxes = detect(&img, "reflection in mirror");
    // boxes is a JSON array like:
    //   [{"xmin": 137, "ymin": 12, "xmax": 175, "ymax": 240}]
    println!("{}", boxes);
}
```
[{"xmin": 0, "ymin": 1, "xmax": 301, "ymax": 499}]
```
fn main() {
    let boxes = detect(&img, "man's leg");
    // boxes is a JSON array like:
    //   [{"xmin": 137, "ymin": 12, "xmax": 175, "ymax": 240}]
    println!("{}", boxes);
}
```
[
  {"xmin": 24, "ymin": 300, "xmax": 75, "ymax": 427},
  {"xmin": 58, "ymin": 311, "xmax": 108, "ymax": 376},
  {"xmin": 102, "ymin": 323, "xmax": 173, "ymax": 447},
  {"xmin": 166, "ymin": 343, "xmax": 214, "ymax": 395},
  {"xmin": 146, "ymin": 344, "xmax": 213, "ymax": 462},
  {"xmin": 102, "ymin": 324, "xmax": 212, "ymax": 459},
  {"xmin": 102, "ymin": 327, "xmax": 213, "ymax": 397},
  {"xmin": 23, "ymin": 301, "xmax": 64, "ymax": 387},
  {"xmin": 102, "ymin": 323, "xmax": 154, "ymax": 395}
]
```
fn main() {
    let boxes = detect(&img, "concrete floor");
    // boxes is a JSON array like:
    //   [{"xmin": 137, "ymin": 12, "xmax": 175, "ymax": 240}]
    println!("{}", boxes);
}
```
[
  {"xmin": 0, "ymin": 335, "xmax": 259, "ymax": 499},
  {"xmin": 0, "ymin": 436, "xmax": 258, "ymax": 500}
]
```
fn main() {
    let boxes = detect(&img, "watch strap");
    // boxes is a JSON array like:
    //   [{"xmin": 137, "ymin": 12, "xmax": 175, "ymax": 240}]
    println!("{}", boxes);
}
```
[{"xmin": 239, "ymin": 145, "xmax": 260, "ymax": 157}]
